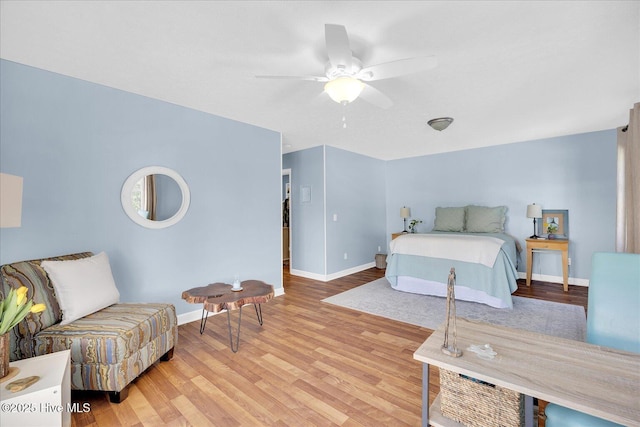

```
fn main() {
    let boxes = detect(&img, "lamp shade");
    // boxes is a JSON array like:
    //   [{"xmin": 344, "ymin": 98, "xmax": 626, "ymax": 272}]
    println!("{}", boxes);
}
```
[
  {"xmin": 400, "ymin": 207, "xmax": 411, "ymax": 219},
  {"xmin": 526, "ymin": 204, "xmax": 542, "ymax": 219},
  {"xmin": 324, "ymin": 77, "xmax": 365, "ymax": 104},
  {"xmin": 0, "ymin": 173, "xmax": 23, "ymax": 228}
]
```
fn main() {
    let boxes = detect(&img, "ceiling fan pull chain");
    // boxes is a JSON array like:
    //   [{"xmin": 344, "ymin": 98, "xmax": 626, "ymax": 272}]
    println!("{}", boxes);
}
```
[{"xmin": 342, "ymin": 101, "xmax": 348, "ymax": 128}]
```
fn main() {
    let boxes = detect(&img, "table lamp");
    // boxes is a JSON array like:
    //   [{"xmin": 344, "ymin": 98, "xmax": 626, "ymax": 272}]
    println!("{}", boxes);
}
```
[
  {"xmin": 400, "ymin": 207, "xmax": 411, "ymax": 232},
  {"xmin": 1, "ymin": 173, "xmax": 23, "ymax": 228},
  {"xmin": 526, "ymin": 203, "xmax": 542, "ymax": 239}
]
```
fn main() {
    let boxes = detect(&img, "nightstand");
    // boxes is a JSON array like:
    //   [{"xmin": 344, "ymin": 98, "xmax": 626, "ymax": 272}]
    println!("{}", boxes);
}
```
[
  {"xmin": 0, "ymin": 350, "xmax": 71, "ymax": 427},
  {"xmin": 526, "ymin": 238, "xmax": 570, "ymax": 292},
  {"xmin": 391, "ymin": 232, "xmax": 407, "ymax": 240}
]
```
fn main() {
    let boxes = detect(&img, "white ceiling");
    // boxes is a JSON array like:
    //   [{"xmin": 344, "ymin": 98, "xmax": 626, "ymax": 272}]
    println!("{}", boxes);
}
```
[{"xmin": 1, "ymin": 1, "xmax": 638, "ymax": 160}]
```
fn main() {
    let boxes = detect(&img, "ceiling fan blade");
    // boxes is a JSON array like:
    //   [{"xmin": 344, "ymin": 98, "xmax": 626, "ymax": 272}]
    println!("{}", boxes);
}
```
[
  {"xmin": 358, "ymin": 56, "xmax": 438, "ymax": 81},
  {"xmin": 358, "ymin": 83, "xmax": 393, "ymax": 109},
  {"xmin": 325, "ymin": 24, "xmax": 352, "ymax": 69},
  {"xmin": 255, "ymin": 75, "xmax": 328, "ymax": 82}
]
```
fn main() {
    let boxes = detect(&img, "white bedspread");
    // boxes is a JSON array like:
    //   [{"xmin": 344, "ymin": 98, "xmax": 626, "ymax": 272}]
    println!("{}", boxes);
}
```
[{"xmin": 389, "ymin": 233, "xmax": 504, "ymax": 268}]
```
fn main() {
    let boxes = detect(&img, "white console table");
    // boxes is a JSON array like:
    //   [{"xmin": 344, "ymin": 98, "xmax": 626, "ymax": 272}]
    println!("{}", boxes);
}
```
[
  {"xmin": 414, "ymin": 318, "xmax": 640, "ymax": 427},
  {"xmin": 0, "ymin": 350, "xmax": 71, "ymax": 427}
]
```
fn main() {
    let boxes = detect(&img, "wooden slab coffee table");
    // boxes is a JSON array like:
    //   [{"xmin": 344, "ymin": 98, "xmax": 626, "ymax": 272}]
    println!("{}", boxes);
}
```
[{"xmin": 182, "ymin": 280, "xmax": 274, "ymax": 352}]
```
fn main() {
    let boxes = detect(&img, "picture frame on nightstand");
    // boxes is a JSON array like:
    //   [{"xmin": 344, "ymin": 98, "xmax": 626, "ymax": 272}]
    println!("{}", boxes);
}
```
[{"xmin": 538, "ymin": 209, "xmax": 569, "ymax": 239}]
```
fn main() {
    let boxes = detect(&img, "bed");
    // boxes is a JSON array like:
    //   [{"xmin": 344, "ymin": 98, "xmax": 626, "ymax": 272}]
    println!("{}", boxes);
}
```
[{"xmin": 385, "ymin": 206, "xmax": 520, "ymax": 309}]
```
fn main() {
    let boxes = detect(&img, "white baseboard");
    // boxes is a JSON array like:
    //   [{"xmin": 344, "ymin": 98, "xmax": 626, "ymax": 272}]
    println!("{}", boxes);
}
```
[
  {"xmin": 177, "ymin": 286, "xmax": 285, "ymax": 326},
  {"xmin": 290, "ymin": 262, "xmax": 376, "ymax": 282},
  {"xmin": 327, "ymin": 262, "xmax": 377, "ymax": 281},
  {"xmin": 517, "ymin": 272, "xmax": 589, "ymax": 287}
]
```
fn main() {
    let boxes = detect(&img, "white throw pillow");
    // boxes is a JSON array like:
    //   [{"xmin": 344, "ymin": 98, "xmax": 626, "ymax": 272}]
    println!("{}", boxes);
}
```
[{"xmin": 41, "ymin": 252, "xmax": 120, "ymax": 325}]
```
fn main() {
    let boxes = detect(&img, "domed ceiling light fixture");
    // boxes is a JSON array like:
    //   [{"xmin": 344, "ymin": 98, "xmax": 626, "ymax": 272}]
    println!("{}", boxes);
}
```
[
  {"xmin": 324, "ymin": 76, "xmax": 365, "ymax": 104},
  {"xmin": 428, "ymin": 117, "xmax": 454, "ymax": 131}
]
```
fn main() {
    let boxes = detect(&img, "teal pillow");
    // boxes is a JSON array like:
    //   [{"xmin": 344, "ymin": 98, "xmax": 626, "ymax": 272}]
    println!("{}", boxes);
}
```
[
  {"xmin": 465, "ymin": 205, "xmax": 507, "ymax": 233},
  {"xmin": 433, "ymin": 207, "xmax": 466, "ymax": 232}
]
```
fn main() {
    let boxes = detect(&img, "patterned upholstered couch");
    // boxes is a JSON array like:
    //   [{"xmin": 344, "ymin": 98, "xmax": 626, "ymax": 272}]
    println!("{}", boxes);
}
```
[{"xmin": 0, "ymin": 252, "xmax": 178, "ymax": 403}]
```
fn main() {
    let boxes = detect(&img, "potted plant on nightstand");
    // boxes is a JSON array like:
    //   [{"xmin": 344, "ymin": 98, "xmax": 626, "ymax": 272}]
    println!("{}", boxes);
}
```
[{"xmin": 409, "ymin": 219, "xmax": 422, "ymax": 233}]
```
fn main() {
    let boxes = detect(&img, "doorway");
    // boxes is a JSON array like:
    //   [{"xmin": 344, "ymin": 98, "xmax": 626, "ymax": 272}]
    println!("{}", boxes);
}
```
[{"xmin": 282, "ymin": 169, "xmax": 291, "ymax": 269}]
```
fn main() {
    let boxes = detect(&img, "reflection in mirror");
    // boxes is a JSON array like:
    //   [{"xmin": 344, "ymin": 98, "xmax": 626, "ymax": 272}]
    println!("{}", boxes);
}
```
[
  {"xmin": 131, "ymin": 174, "xmax": 182, "ymax": 221},
  {"xmin": 121, "ymin": 166, "xmax": 190, "ymax": 229}
]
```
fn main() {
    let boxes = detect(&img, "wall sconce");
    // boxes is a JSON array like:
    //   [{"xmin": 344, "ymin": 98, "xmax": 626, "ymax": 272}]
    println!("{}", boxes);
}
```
[
  {"xmin": 0, "ymin": 173, "xmax": 23, "ymax": 228},
  {"xmin": 526, "ymin": 203, "xmax": 542, "ymax": 239},
  {"xmin": 400, "ymin": 206, "xmax": 411, "ymax": 233}
]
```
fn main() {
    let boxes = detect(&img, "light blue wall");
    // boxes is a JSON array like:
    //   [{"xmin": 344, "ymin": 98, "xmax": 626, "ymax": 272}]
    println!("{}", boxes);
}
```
[
  {"xmin": 0, "ymin": 60, "xmax": 282, "ymax": 316},
  {"xmin": 284, "ymin": 130, "xmax": 616, "ymax": 282},
  {"xmin": 282, "ymin": 146, "xmax": 325, "ymax": 274},
  {"xmin": 325, "ymin": 146, "xmax": 386, "ymax": 274},
  {"xmin": 283, "ymin": 146, "xmax": 387, "ymax": 279},
  {"xmin": 385, "ymin": 130, "xmax": 617, "ymax": 280},
  {"xmin": 283, "ymin": 146, "xmax": 388, "ymax": 277}
]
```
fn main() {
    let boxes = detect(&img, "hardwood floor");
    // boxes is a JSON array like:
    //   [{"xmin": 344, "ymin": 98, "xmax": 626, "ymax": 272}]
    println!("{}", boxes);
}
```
[{"xmin": 70, "ymin": 268, "xmax": 587, "ymax": 426}]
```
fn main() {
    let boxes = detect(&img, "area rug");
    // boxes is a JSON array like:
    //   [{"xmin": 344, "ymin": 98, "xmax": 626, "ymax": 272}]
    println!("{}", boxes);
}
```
[{"xmin": 322, "ymin": 278, "xmax": 586, "ymax": 341}]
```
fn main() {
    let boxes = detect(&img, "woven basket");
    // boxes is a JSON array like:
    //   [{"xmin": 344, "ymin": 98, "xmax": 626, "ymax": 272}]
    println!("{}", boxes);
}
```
[
  {"xmin": 440, "ymin": 369, "xmax": 524, "ymax": 427},
  {"xmin": 374, "ymin": 253, "xmax": 387, "ymax": 269}
]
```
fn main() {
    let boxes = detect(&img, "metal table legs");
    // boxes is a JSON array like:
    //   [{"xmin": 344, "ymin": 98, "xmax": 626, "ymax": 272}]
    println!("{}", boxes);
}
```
[{"xmin": 199, "ymin": 303, "xmax": 264, "ymax": 352}]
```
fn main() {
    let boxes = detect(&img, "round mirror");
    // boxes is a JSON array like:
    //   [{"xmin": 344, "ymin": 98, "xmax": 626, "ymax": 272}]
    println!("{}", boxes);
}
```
[{"xmin": 121, "ymin": 166, "xmax": 190, "ymax": 229}]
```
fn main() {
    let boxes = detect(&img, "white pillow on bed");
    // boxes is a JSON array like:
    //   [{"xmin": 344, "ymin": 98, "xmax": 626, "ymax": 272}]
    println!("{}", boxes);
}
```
[
  {"xmin": 41, "ymin": 252, "xmax": 120, "ymax": 325},
  {"xmin": 465, "ymin": 205, "xmax": 507, "ymax": 233},
  {"xmin": 433, "ymin": 207, "xmax": 466, "ymax": 232}
]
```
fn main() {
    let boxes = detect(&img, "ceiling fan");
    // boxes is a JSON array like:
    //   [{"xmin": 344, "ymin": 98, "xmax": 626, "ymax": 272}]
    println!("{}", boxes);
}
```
[{"xmin": 256, "ymin": 24, "xmax": 438, "ymax": 109}]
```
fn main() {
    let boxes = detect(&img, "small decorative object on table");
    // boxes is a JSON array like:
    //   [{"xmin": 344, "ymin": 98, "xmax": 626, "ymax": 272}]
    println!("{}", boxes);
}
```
[
  {"xmin": 0, "ymin": 286, "xmax": 46, "ymax": 380},
  {"xmin": 441, "ymin": 268, "xmax": 462, "ymax": 357},
  {"xmin": 232, "ymin": 274, "xmax": 243, "ymax": 292},
  {"xmin": 539, "ymin": 209, "xmax": 569, "ymax": 239},
  {"xmin": 0, "ymin": 333, "xmax": 11, "ymax": 381},
  {"xmin": 6, "ymin": 375, "xmax": 40, "ymax": 392},
  {"xmin": 408, "ymin": 219, "xmax": 422, "ymax": 233}
]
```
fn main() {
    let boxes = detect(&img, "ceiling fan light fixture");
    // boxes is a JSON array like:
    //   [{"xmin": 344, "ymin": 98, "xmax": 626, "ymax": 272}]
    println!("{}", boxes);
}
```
[
  {"xmin": 324, "ymin": 76, "xmax": 365, "ymax": 104},
  {"xmin": 428, "ymin": 117, "xmax": 454, "ymax": 131}
]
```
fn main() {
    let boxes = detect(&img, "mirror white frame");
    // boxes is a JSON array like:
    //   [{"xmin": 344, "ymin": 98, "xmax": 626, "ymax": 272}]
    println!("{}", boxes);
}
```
[{"xmin": 121, "ymin": 166, "xmax": 190, "ymax": 229}]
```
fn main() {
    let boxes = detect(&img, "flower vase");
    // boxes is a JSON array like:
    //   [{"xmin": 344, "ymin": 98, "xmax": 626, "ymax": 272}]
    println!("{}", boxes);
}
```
[{"xmin": 0, "ymin": 333, "xmax": 9, "ymax": 379}]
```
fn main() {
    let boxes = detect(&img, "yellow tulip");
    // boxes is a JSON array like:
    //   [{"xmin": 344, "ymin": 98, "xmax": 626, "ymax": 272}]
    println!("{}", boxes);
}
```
[
  {"xmin": 16, "ymin": 286, "xmax": 28, "ymax": 306},
  {"xmin": 30, "ymin": 303, "xmax": 46, "ymax": 314}
]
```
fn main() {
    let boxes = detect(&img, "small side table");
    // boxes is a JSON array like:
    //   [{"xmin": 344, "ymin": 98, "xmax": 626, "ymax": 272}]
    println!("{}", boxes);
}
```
[
  {"xmin": 391, "ymin": 232, "xmax": 407, "ymax": 240},
  {"xmin": 182, "ymin": 280, "xmax": 274, "ymax": 352},
  {"xmin": 526, "ymin": 238, "xmax": 570, "ymax": 292},
  {"xmin": 0, "ymin": 350, "xmax": 71, "ymax": 427}
]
